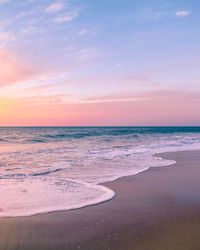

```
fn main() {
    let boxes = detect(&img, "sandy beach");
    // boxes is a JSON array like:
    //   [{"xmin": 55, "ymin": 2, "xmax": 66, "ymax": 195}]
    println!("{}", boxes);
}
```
[{"xmin": 0, "ymin": 150, "xmax": 200, "ymax": 250}]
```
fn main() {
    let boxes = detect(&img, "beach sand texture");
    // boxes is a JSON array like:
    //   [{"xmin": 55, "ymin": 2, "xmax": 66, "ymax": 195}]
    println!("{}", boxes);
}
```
[{"xmin": 0, "ymin": 150, "xmax": 200, "ymax": 250}]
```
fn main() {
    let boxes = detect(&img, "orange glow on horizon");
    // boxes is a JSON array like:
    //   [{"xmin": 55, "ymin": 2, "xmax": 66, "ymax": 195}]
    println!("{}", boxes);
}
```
[{"xmin": 0, "ymin": 90, "xmax": 199, "ymax": 126}]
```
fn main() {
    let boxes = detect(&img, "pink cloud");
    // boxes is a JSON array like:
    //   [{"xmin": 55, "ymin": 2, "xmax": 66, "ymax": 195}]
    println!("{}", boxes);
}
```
[
  {"xmin": 0, "ymin": 49, "xmax": 36, "ymax": 86},
  {"xmin": 45, "ymin": 2, "xmax": 64, "ymax": 13}
]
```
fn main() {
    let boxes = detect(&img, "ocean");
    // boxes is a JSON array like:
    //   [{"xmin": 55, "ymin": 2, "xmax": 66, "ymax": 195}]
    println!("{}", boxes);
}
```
[{"xmin": 0, "ymin": 126, "xmax": 200, "ymax": 217}]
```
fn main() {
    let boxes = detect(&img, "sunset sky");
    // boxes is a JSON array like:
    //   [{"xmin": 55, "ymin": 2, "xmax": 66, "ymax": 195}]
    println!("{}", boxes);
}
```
[{"xmin": 0, "ymin": 0, "xmax": 199, "ymax": 126}]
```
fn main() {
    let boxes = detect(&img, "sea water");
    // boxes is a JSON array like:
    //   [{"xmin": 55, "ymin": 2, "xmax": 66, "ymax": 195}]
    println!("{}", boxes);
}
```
[{"xmin": 0, "ymin": 126, "xmax": 200, "ymax": 217}]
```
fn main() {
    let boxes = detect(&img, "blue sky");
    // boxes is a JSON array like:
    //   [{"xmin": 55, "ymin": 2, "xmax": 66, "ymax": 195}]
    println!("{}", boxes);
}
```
[{"xmin": 0, "ymin": 0, "xmax": 199, "ymax": 125}]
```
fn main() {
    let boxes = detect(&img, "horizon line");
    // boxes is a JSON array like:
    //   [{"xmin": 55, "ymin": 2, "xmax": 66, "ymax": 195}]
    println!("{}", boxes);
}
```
[{"xmin": 0, "ymin": 125, "xmax": 200, "ymax": 128}]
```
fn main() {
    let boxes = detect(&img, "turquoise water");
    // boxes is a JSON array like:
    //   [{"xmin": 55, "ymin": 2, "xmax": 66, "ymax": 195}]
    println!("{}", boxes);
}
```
[
  {"xmin": 0, "ymin": 127, "xmax": 200, "ymax": 217},
  {"xmin": 1, "ymin": 126, "xmax": 200, "ymax": 143}
]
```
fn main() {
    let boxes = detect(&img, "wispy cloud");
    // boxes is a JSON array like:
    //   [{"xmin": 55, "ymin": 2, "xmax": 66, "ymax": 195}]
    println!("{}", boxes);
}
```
[
  {"xmin": 21, "ymin": 26, "xmax": 41, "ymax": 35},
  {"xmin": 134, "ymin": 8, "xmax": 191, "ymax": 23},
  {"xmin": 176, "ymin": 10, "xmax": 190, "ymax": 17},
  {"xmin": 78, "ymin": 48, "xmax": 98, "ymax": 60},
  {"xmin": 78, "ymin": 29, "xmax": 89, "ymax": 36},
  {"xmin": 82, "ymin": 93, "xmax": 147, "ymax": 104},
  {"xmin": 54, "ymin": 9, "xmax": 79, "ymax": 23},
  {"xmin": 45, "ymin": 2, "xmax": 64, "ymax": 13},
  {"xmin": 0, "ymin": 49, "xmax": 36, "ymax": 87}
]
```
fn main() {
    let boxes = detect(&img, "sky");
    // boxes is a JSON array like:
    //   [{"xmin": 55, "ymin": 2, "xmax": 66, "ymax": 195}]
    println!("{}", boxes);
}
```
[{"xmin": 0, "ymin": 0, "xmax": 199, "ymax": 126}]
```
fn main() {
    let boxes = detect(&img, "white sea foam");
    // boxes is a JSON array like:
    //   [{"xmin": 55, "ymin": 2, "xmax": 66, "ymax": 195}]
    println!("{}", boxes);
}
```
[
  {"xmin": 0, "ymin": 177, "xmax": 115, "ymax": 217},
  {"xmin": 0, "ymin": 128, "xmax": 200, "ymax": 217}
]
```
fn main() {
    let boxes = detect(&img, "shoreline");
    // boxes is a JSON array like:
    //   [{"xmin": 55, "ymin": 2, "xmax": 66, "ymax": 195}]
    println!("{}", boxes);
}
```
[
  {"xmin": 1, "ymin": 150, "xmax": 200, "ymax": 249},
  {"xmin": 0, "ymin": 149, "xmax": 175, "ymax": 218}
]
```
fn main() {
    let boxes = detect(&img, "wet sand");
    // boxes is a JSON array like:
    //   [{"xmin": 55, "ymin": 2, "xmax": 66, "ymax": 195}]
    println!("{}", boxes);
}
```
[{"xmin": 0, "ymin": 150, "xmax": 200, "ymax": 250}]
